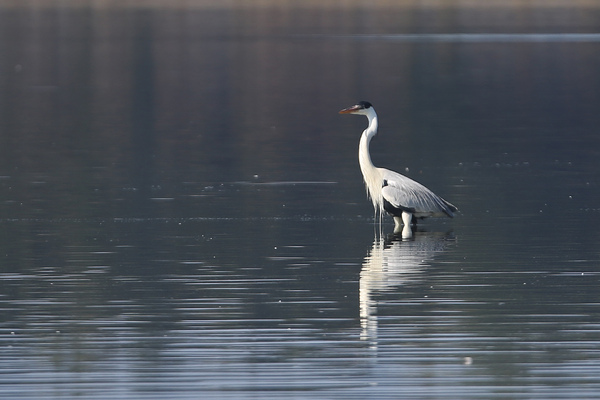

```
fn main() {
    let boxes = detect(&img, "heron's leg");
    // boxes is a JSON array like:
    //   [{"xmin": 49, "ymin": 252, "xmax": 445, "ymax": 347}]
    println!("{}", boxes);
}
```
[
  {"xmin": 394, "ymin": 212, "xmax": 413, "ymax": 239},
  {"xmin": 393, "ymin": 216, "xmax": 402, "ymax": 232},
  {"xmin": 401, "ymin": 212, "xmax": 413, "ymax": 227}
]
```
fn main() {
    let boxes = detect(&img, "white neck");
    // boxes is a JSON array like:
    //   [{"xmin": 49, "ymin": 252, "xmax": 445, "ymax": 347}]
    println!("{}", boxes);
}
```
[
  {"xmin": 358, "ymin": 108, "xmax": 382, "ymax": 211},
  {"xmin": 358, "ymin": 121, "xmax": 377, "ymax": 177}
]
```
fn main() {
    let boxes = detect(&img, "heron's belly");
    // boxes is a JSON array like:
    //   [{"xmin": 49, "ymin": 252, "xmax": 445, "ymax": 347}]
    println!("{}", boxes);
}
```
[{"xmin": 383, "ymin": 198, "xmax": 449, "ymax": 219}]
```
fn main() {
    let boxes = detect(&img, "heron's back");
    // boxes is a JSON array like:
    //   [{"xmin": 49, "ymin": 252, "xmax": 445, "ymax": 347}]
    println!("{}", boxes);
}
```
[{"xmin": 379, "ymin": 168, "xmax": 457, "ymax": 218}]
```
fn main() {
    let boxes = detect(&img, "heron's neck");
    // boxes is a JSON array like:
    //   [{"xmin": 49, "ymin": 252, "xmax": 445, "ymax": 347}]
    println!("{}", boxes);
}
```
[
  {"xmin": 358, "ymin": 111, "xmax": 381, "ymax": 210},
  {"xmin": 358, "ymin": 112, "xmax": 378, "ymax": 174}
]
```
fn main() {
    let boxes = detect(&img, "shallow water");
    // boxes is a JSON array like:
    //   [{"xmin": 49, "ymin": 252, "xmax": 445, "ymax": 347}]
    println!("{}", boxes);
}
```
[{"xmin": 1, "ymin": 2, "xmax": 600, "ymax": 399}]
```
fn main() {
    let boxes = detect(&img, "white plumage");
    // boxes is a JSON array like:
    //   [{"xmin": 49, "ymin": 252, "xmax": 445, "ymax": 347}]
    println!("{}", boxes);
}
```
[{"xmin": 340, "ymin": 101, "xmax": 457, "ymax": 236}]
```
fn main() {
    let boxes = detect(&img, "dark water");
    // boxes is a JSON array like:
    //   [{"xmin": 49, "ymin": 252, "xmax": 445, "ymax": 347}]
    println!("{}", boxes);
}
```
[{"xmin": 1, "ymin": 2, "xmax": 600, "ymax": 399}]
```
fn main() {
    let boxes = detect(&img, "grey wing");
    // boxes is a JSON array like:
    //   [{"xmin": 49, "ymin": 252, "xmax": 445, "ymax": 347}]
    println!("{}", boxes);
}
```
[{"xmin": 379, "ymin": 168, "xmax": 457, "ymax": 218}]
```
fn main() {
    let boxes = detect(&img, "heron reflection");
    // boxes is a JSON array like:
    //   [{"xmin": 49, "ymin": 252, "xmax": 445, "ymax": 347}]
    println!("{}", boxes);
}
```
[{"xmin": 360, "ymin": 231, "xmax": 453, "ymax": 343}]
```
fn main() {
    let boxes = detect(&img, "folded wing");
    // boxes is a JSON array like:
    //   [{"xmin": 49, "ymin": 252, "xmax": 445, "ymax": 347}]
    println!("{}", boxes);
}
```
[{"xmin": 379, "ymin": 168, "xmax": 457, "ymax": 218}]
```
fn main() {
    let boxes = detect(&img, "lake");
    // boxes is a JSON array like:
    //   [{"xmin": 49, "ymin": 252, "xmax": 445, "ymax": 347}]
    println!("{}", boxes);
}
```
[{"xmin": 1, "ymin": 1, "xmax": 600, "ymax": 399}]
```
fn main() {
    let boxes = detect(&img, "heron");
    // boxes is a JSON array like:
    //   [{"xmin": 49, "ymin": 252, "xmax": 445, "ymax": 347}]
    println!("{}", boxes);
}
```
[{"xmin": 339, "ymin": 101, "xmax": 457, "ymax": 237}]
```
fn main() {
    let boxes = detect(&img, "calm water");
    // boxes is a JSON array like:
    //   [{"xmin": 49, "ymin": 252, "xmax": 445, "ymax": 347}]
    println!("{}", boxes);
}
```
[{"xmin": 1, "ymin": 2, "xmax": 600, "ymax": 399}]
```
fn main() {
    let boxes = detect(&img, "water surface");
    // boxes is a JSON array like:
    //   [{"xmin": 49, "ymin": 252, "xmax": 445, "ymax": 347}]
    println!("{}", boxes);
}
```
[{"xmin": 1, "ymin": 2, "xmax": 600, "ymax": 399}]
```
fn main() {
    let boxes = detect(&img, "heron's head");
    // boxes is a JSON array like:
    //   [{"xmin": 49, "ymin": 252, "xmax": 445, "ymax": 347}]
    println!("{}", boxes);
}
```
[{"xmin": 339, "ymin": 101, "xmax": 373, "ymax": 116}]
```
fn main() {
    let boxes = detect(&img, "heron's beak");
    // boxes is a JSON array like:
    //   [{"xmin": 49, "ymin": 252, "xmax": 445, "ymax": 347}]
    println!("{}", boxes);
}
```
[{"xmin": 339, "ymin": 104, "xmax": 362, "ymax": 114}]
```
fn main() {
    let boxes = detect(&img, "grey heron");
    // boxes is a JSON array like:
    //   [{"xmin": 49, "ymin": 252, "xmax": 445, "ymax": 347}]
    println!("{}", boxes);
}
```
[{"xmin": 339, "ymin": 101, "xmax": 457, "ymax": 236}]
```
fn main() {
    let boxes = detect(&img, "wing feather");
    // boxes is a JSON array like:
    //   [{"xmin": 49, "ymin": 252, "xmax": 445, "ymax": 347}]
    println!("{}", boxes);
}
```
[{"xmin": 379, "ymin": 168, "xmax": 457, "ymax": 218}]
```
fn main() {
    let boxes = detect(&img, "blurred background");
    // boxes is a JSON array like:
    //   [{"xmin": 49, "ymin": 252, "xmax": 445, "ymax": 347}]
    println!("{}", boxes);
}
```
[{"xmin": 1, "ymin": 1, "xmax": 599, "ymax": 399}]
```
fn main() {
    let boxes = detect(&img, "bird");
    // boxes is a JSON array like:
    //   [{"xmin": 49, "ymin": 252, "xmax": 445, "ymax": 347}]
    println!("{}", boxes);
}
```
[{"xmin": 339, "ymin": 101, "xmax": 457, "ymax": 237}]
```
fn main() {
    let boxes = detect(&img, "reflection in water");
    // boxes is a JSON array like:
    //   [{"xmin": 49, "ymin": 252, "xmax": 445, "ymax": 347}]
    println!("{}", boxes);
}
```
[
  {"xmin": 2, "ymin": 2, "xmax": 600, "ymax": 398},
  {"xmin": 360, "ymin": 231, "xmax": 453, "ymax": 343}
]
